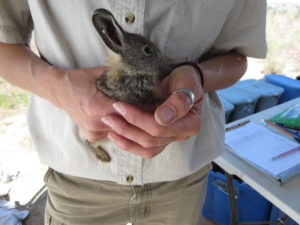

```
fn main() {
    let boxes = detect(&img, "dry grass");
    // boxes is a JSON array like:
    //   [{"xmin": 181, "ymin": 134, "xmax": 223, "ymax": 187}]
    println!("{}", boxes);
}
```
[
  {"xmin": 0, "ymin": 78, "xmax": 28, "ymax": 119},
  {"xmin": 262, "ymin": 4, "xmax": 300, "ymax": 75}
]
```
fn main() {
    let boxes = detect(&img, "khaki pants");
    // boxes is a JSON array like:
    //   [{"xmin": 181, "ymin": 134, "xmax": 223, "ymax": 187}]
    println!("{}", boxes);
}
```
[{"xmin": 44, "ymin": 165, "xmax": 211, "ymax": 225}]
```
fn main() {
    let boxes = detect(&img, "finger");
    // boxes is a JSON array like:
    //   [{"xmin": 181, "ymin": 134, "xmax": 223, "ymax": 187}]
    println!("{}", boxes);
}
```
[
  {"xmin": 154, "ymin": 91, "xmax": 192, "ymax": 126},
  {"xmin": 82, "ymin": 118, "xmax": 111, "ymax": 131},
  {"xmin": 107, "ymin": 132, "xmax": 165, "ymax": 159},
  {"xmin": 169, "ymin": 109, "xmax": 201, "ymax": 136},
  {"xmin": 156, "ymin": 65, "xmax": 203, "ymax": 126},
  {"xmin": 83, "ymin": 66, "xmax": 108, "ymax": 78},
  {"xmin": 166, "ymin": 65, "xmax": 203, "ymax": 96},
  {"xmin": 101, "ymin": 115, "xmax": 175, "ymax": 148},
  {"xmin": 113, "ymin": 102, "xmax": 170, "ymax": 137},
  {"xmin": 83, "ymin": 91, "xmax": 117, "ymax": 119},
  {"xmin": 84, "ymin": 131, "xmax": 109, "ymax": 142},
  {"xmin": 113, "ymin": 102, "xmax": 201, "ymax": 138}
]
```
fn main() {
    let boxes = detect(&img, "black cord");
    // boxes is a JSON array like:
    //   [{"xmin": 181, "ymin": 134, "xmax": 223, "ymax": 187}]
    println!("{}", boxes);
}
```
[{"xmin": 171, "ymin": 62, "xmax": 204, "ymax": 87}]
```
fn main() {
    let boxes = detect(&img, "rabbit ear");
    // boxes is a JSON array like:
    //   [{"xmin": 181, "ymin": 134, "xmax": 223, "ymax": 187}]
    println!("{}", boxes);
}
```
[{"xmin": 92, "ymin": 9, "xmax": 125, "ymax": 54}]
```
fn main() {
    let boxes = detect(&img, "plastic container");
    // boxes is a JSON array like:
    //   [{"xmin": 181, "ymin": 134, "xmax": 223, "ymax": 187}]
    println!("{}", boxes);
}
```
[
  {"xmin": 202, "ymin": 171, "xmax": 273, "ymax": 225},
  {"xmin": 217, "ymin": 86, "xmax": 260, "ymax": 122},
  {"xmin": 264, "ymin": 74, "xmax": 300, "ymax": 103},
  {"xmin": 269, "ymin": 205, "xmax": 299, "ymax": 225},
  {"xmin": 219, "ymin": 97, "xmax": 235, "ymax": 122},
  {"xmin": 235, "ymin": 79, "xmax": 284, "ymax": 112}
]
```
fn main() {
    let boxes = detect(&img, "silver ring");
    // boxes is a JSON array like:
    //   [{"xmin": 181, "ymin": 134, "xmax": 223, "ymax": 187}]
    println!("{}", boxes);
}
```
[{"xmin": 174, "ymin": 88, "xmax": 195, "ymax": 109}]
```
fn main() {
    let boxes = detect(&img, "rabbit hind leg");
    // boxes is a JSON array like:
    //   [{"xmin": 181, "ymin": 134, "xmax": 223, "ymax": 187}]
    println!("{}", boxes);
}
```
[{"xmin": 86, "ymin": 141, "xmax": 111, "ymax": 163}]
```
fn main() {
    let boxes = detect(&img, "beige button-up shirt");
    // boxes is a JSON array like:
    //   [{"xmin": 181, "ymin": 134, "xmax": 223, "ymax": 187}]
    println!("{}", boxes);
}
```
[{"xmin": 0, "ymin": 0, "xmax": 267, "ymax": 185}]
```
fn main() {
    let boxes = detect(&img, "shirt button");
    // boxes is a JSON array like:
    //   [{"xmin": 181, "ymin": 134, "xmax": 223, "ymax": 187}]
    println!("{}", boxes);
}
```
[
  {"xmin": 126, "ymin": 175, "xmax": 134, "ymax": 183},
  {"xmin": 125, "ymin": 13, "xmax": 135, "ymax": 24}
]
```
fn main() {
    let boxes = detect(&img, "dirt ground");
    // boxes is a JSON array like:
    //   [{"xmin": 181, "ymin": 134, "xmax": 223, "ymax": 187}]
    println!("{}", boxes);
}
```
[{"xmin": 0, "ymin": 113, "xmax": 47, "ymax": 205}]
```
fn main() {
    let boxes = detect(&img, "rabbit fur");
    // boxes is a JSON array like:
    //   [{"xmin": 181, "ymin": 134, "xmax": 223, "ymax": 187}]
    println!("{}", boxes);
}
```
[
  {"xmin": 92, "ymin": 8, "xmax": 170, "ymax": 104},
  {"xmin": 88, "ymin": 9, "xmax": 170, "ymax": 162}
]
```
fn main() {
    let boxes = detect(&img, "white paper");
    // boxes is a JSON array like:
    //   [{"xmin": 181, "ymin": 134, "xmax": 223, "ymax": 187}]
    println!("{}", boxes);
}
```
[{"xmin": 225, "ymin": 122, "xmax": 300, "ymax": 176}]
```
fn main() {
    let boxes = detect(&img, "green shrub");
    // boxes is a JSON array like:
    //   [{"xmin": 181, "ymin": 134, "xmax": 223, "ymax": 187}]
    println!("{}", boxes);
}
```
[{"xmin": 0, "ymin": 93, "xmax": 28, "ymax": 109}]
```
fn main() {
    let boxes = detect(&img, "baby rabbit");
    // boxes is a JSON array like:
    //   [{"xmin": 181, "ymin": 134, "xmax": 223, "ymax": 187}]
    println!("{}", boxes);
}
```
[
  {"xmin": 88, "ymin": 9, "xmax": 170, "ymax": 162},
  {"xmin": 92, "ymin": 8, "xmax": 169, "ymax": 104}
]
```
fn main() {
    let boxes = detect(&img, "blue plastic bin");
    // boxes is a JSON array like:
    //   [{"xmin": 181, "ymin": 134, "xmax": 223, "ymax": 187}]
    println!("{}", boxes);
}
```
[
  {"xmin": 219, "ymin": 97, "xmax": 235, "ymax": 122},
  {"xmin": 235, "ymin": 79, "xmax": 284, "ymax": 112},
  {"xmin": 202, "ymin": 171, "xmax": 272, "ymax": 225},
  {"xmin": 269, "ymin": 205, "xmax": 299, "ymax": 225},
  {"xmin": 264, "ymin": 74, "xmax": 300, "ymax": 103},
  {"xmin": 217, "ymin": 86, "xmax": 260, "ymax": 122}
]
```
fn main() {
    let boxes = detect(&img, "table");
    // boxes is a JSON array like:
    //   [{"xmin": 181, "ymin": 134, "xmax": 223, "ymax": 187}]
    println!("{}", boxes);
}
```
[{"xmin": 214, "ymin": 97, "xmax": 300, "ymax": 224}]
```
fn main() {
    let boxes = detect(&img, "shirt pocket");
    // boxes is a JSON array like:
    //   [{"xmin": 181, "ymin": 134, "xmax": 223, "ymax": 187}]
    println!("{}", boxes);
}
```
[
  {"xmin": 162, "ymin": 0, "xmax": 235, "ymax": 65},
  {"xmin": 43, "ymin": 168, "xmax": 54, "ymax": 184}
]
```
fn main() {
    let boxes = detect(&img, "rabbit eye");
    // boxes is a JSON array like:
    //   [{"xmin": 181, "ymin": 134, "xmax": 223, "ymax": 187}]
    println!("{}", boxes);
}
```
[{"xmin": 143, "ymin": 46, "xmax": 152, "ymax": 56}]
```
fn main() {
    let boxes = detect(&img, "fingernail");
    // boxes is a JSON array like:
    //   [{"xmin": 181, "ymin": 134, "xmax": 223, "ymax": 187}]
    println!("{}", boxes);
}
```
[
  {"xmin": 101, "ymin": 117, "xmax": 112, "ymax": 127},
  {"xmin": 158, "ymin": 106, "xmax": 175, "ymax": 124},
  {"xmin": 113, "ymin": 103, "xmax": 126, "ymax": 116}
]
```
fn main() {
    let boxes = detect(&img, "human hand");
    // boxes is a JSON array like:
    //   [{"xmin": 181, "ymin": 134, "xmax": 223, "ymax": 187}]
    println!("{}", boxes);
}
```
[
  {"xmin": 101, "ymin": 65, "xmax": 203, "ymax": 158},
  {"xmin": 54, "ymin": 67, "xmax": 117, "ymax": 141}
]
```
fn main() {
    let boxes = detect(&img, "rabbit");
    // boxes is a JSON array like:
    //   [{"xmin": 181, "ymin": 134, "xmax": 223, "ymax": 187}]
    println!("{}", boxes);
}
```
[
  {"xmin": 87, "ymin": 9, "xmax": 170, "ymax": 162},
  {"xmin": 92, "ymin": 8, "xmax": 170, "ymax": 104}
]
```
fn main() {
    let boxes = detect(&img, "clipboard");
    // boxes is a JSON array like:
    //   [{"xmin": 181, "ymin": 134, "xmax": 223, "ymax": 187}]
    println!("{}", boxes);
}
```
[{"xmin": 225, "ymin": 121, "xmax": 300, "ymax": 184}]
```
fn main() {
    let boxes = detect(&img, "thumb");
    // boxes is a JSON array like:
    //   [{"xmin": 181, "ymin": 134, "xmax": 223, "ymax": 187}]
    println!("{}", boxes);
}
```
[
  {"xmin": 154, "ymin": 90, "xmax": 193, "ymax": 126},
  {"xmin": 83, "ymin": 66, "xmax": 108, "ymax": 78},
  {"xmin": 154, "ymin": 65, "xmax": 202, "ymax": 126}
]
